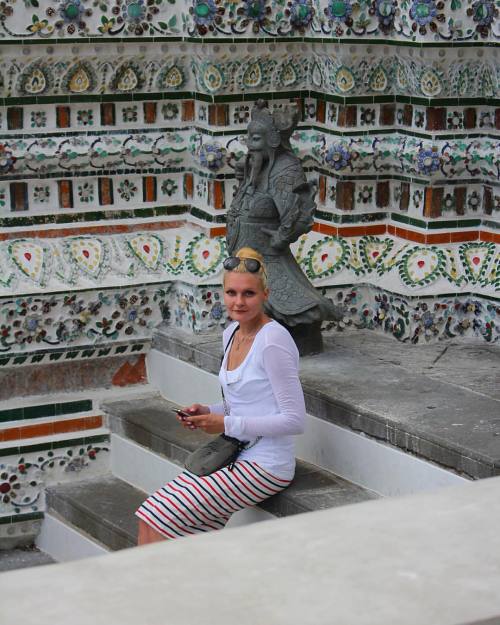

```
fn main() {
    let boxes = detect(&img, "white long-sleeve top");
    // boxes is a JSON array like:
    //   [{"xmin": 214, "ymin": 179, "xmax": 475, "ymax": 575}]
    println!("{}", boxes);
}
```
[{"xmin": 208, "ymin": 320, "xmax": 306, "ymax": 479}]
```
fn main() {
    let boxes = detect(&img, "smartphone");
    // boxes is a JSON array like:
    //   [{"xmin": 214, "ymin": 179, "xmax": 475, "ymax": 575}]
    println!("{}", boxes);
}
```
[{"xmin": 173, "ymin": 408, "xmax": 190, "ymax": 420}]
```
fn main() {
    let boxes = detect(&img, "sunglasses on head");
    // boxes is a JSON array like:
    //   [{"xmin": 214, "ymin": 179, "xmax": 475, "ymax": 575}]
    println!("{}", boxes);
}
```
[{"xmin": 223, "ymin": 256, "xmax": 263, "ymax": 273}]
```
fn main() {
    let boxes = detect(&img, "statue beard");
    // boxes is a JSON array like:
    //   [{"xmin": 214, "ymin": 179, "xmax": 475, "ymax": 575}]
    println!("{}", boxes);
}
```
[{"xmin": 247, "ymin": 151, "xmax": 268, "ymax": 188}]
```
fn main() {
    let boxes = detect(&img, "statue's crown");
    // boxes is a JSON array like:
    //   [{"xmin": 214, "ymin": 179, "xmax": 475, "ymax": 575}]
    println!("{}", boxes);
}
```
[{"xmin": 251, "ymin": 99, "xmax": 299, "ymax": 145}]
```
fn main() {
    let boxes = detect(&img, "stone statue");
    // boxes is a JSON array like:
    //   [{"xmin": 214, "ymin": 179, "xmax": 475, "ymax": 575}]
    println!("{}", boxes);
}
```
[{"xmin": 226, "ymin": 99, "xmax": 342, "ymax": 355}]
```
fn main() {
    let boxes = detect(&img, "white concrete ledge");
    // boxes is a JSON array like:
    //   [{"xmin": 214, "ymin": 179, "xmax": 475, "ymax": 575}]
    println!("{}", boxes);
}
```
[
  {"xmin": 147, "ymin": 349, "xmax": 468, "ymax": 496},
  {"xmin": 2, "ymin": 476, "xmax": 500, "ymax": 625},
  {"xmin": 36, "ymin": 512, "xmax": 108, "ymax": 562}
]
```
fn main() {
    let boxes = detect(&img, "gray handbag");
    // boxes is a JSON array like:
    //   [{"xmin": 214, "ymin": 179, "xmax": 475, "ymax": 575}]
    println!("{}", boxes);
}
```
[
  {"xmin": 184, "ymin": 433, "xmax": 245, "ymax": 476},
  {"xmin": 184, "ymin": 326, "xmax": 261, "ymax": 477}
]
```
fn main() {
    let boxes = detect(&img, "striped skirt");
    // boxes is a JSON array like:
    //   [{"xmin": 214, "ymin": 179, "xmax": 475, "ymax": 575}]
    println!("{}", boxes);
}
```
[{"xmin": 135, "ymin": 461, "xmax": 292, "ymax": 540}]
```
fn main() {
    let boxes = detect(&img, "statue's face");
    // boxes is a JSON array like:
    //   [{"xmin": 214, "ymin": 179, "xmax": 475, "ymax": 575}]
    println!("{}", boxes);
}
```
[{"xmin": 247, "ymin": 123, "xmax": 268, "ymax": 153}]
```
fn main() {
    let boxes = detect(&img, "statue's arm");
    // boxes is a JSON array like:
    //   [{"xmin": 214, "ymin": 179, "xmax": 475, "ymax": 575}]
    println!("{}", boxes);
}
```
[{"xmin": 264, "ymin": 164, "xmax": 315, "ymax": 249}]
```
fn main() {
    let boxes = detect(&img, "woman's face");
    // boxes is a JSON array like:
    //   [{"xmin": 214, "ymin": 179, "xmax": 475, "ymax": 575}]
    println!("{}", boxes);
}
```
[{"xmin": 223, "ymin": 271, "xmax": 268, "ymax": 324}]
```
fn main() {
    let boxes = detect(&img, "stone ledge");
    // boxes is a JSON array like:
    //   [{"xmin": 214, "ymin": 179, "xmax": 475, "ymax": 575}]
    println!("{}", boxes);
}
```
[
  {"xmin": 0, "ymin": 546, "xmax": 55, "ymax": 572},
  {"xmin": 45, "ymin": 476, "xmax": 145, "ymax": 551},
  {"xmin": 4, "ymin": 477, "xmax": 500, "ymax": 625},
  {"xmin": 103, "ymin": 395, "xmax": 377, "ymax": 517},
  {"xmin": 152, "ymin": 323, "xmax": 500, "ymax": 480}
]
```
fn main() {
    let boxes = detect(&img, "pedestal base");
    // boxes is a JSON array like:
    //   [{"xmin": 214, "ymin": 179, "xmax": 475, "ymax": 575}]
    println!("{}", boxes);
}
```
[{"xmin": 281, "ymin": 321, "xmax": 323, "ymax": 356}]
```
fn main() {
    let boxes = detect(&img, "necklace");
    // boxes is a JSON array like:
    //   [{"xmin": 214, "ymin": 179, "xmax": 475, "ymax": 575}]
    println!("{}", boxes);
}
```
[
  {"xmin": 232, "ymin": 329, "xmax": 259, "ymax": 351},
  {"xmin": 228, "ymin": 322, "xmax": 267, "ymax": 368}
]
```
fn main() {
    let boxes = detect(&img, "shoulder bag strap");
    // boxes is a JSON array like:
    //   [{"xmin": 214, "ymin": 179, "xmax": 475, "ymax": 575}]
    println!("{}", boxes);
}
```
[{"xmin": 220, "ymin": 324, "xmax": 239, "ymax": 414}]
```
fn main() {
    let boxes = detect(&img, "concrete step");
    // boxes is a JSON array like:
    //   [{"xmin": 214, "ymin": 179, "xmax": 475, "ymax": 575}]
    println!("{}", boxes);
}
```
[
  {"xmin": 103, "ymin": 394, "xmax": 378, "ymax": 518},
  {"xmin": 150, "ymin": 324, "xmax": 500, "ymax": 480},
  {"xmin": 0, "ymin": 545, "xmax": 56, "ymax": 573},
  {"xmin": 45, "ymin": 475, "xmax": 145, "ymax": 551}
]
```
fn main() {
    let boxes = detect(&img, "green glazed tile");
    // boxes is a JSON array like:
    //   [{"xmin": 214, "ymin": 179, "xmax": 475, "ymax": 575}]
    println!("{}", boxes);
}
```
[
  {"xmin": 136, "ymin": 208, "xmax": 155, "ymax": 217},
  {"xmin": 13, "ymin": 511, "xmax": 44, "ymax": 522},
  {"xmin": 11, "ymin": 96, "xmax": 38, "ymax": 105},
  {"xmin": 0, "ymin": 409, "xmax": 23, "ymax": 423},
  {"xmin": 408, "ymin": 217, "xmax": 428, "ymax": 228},
  {"xmin": 427, "ymin": 220, "xmax": 458, "ymax": 229},
  {"xmin": 55, "ymin": 400, "xmax": 93, "ymax": 416},
  {"xmin": 12, "ymin": 356, "xmax": 28, "ymax": 365},
  {"xmin": 0, "ymin": 511, "xmax": 44, "ymax": 524},
  {"xmin": 196, "ymin": 93, "xmax": 214, "ymax": 103},
  {"xmin": 456, "ymin": 219, "xmax": 481, "ymax": 227},
  {"xmin": 132, "ymin": 93, "xmax": 158, "ymax": 102},
  {"xmin": 52, "ymin": 438, "xmax": 86, "ymax": 450},
  {"xmin": 34, "ymin": 95, "xmax": 70, "ymax": 104},
  {"xmin": 0, "ymin": 447, "xmax": 20, "ymax": 457},
  {"xmin": 216, "ymin": 94, "xmax": 238, "ymax": 103},
  {"xmin": 17, "ymin": 443, "xmax": 48, "ymax": 454},
  {"xmin": 482, "ymin": 221, "xmax": 500, "ymax": 230},
  {"xmin": 84, "ymin": 434, "xmax": 110, "ymax": 445},
  {"xmin": 160, "ymin": 92, "xmax": 186, "ymax": 101},
  {"xmin": 347, "ymin": 96, "xmax": 375, "ymax": 104},
  {"xmin": 23, "ymin": 404, "xmax": 56, "ymax": 420},
  {"xmin": 391, "ymin": 213, "xmax": 426, "ymax": 228},
  {"xmin": 482, "ymin": 293, "xmax": 500, "ymax": 303},
  {"xmin": 168, "ymin": 206, "xmax": 188, "ymax": 215}
]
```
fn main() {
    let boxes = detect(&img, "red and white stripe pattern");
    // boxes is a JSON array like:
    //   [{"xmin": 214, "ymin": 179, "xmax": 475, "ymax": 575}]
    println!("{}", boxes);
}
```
[{"xmin": 135, "ymin": 461, "xmax": 292, "ymax": 540}]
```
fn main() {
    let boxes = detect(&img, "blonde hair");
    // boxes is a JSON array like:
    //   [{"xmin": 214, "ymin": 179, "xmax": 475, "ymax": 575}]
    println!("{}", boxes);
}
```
[{"xmin": 224, "ymin": 247, "xmax": 268, "ymax": 289}]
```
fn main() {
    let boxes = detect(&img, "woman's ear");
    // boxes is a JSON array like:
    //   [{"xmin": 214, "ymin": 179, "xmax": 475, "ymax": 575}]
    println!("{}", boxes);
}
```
[{"xmin": 263, "ymin": 288, "xmax": 270, "ymax": 301}]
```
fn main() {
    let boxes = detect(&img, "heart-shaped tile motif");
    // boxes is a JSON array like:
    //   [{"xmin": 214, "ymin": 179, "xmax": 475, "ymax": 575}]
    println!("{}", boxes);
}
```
[
  {"xmin": 461, "ymin": 243, "xmax": 495, "ymax": 283},
  {"xmin": 306, "ymin": 236, "xmax": 350, "ymax": 279},
  {"xmin": 360, "ymin": 237, "xmax": 394, "ymax": 270},
  {"xmin": 401, "ymin": 247, "xmax": 442, "ymax": 287},
  {"xmin": 9, "ymin": 240, "xmax": 45, "ymax": 283},
  {"xmin": 68, "ymin": 238, "xmax": 104, "ymax": 277},
  {"xmin": 128, "ymin": 234, "xmax": 163, "ymax": 271},
  {"xmin": 186, "ymin": 234, "xmax": 225, "ymax": 278}
]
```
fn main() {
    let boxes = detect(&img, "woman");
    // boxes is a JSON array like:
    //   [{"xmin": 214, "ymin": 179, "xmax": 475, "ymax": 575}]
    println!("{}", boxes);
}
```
[{"xmin": 136, "ymin": 247, "xmax": 306, "ymax": 544}]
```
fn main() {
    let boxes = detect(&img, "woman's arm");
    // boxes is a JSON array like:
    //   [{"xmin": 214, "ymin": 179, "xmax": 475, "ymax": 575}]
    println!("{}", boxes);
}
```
[
  {"xmin": 224, "ymin": 342, "xmax": 306, "ymax": 439},
  {"xmin": 208, "ymin": 402, "xmax": 224, "ymax": 415}
]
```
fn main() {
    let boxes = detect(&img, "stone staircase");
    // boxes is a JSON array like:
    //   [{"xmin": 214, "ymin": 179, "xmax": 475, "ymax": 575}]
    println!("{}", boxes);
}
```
[
  {"xmin": 46, "ymin": 476, "xmax": 144, "ymax": 551},
  {"xmin": 45, "ymin": 393, "xmax": 377, "ymax": 553},
  {"xmin": 39, "ymin": 322, "xmax": 499, "ymax": 558}
]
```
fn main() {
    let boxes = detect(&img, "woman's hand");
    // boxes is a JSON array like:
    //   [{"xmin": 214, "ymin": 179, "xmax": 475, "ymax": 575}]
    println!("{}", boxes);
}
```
[
  {"xmin": 184, "ymin": 413, "xmax": 225, "ymax": 435},
  {"xmin": 176, "ymin": 404, "xmax": 211, "ymax": 430},
  {"xmin": 182, "ymin": 403, "xmax": 210, "ymax": 417}
]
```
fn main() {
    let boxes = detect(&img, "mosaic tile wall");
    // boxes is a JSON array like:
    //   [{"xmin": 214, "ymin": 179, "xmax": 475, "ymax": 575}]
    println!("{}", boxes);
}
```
[
  {"xmin": 0, "ymin": 397, "xmax": 110, "ymax": 541},
  {"xmin": 0, "ymin": 0, "xmax": 497, "ymax": 368},
  {"xmin": 0, "ymin": 0, "xmax": 498, "ymax": 538}
]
